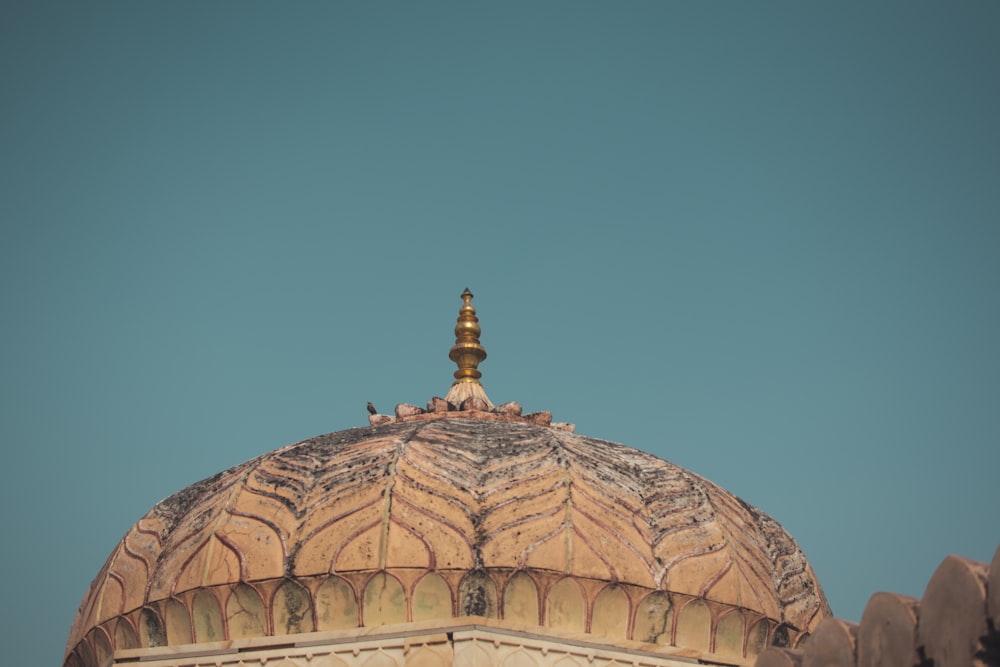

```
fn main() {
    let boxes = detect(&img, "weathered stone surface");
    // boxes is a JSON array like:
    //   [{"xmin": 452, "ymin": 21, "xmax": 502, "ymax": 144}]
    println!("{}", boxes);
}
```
[
  {"xmin": 917, "ymin": 554, "xmax": 989, "ymax": 667},
  {"xmin": 368, "ymin": 414, "xmax": 394, "ymax": 426},
  {"xmin": 551, "ymin": 422, "xmax": 576, "ymax": 432},
  {"xmin": 525, "ymin": 411, "xmax": 552, "ymax": 426},
  {"xmin": 756, "ymin": 647, "xmax": 804, "ymax": 667},
  {"xmin": 460, "ymin": 396, "xmax": 490, "ymax": 411},
  {"xmin": 427, "ymin": 396, "xmax": 451, "ymax": 413},
  {"xmin": 494, "ymin": 401, "xmax": 523, "ymax": 416},
  {"xmin": 857, "ymin": 592, "xmax": 919, "ymax": 667},
  {"xmin": 67, "ymin": 418, "xmax": 830, "ymax": 663},
  {"xmin": 394, "ymin": 403, "xmax": 425, "ymax": 419},
  {"xmin": 802, "ymin": 618, "xmax": 857, "ymax": 667}
]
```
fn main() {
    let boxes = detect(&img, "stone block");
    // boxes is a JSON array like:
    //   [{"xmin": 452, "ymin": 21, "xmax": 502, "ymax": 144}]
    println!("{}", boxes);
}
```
[
  {"xmin": 494, "ymin": 401, "xmax": 523, "ymax": 416},
  {"xmin": 802, "ymin": 618, "xmax": 857, "ymax": 667},
  {"xmin": 857, "ymin": 592, "xmax": 919, "ymax": 667},
  {"xmin": 461, "ymin": 396, "xmax": 490, "ymax": 411},
  {"xmin": 525, "ymin": 411, "xmax": 552, "ymax": 426},
  {"xmin": 395, "ymin": 403, "xmax": 425, "ymax": 419},
  {"xmin": 427, "ymin": 397, "xmax": 451, "ymax": 413},
  {"xmin": 917, "ymin": 555, "xmax": 989, "ymax": 667}
]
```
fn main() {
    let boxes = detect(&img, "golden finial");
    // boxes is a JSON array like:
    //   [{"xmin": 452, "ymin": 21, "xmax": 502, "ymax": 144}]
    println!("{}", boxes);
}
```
[{"xmin": 444, "ymin": 288, "xmax": 494, "ymax": 408}]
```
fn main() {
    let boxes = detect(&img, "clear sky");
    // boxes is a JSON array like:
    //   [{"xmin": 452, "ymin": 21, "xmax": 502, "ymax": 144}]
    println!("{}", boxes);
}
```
[{"xmin": 1, "ymin": 3, "xmax": 998, "ymax": 665}]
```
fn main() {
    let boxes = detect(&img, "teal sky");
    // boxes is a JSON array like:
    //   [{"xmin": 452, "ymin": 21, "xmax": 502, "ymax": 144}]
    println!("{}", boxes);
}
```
[{"xmin": 2, "ymin": 3, "xmax": 999, "ymax": 665}]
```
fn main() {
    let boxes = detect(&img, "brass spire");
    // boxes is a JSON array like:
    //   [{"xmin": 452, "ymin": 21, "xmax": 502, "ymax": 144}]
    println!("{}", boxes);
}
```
[{"xmin": 444, "ymin": 288, "xmax": 494, "ymax": 409}]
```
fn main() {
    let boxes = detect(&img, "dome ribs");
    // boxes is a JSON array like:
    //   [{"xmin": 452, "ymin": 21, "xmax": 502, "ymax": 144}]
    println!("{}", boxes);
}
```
[
  {"xmin": 118, "ymin": 534, "xmax": 152, "ymax": 612},
  {"xmin": 290, "ymin": 430, "xmax": 413, "ymax": 575},
  {"xmin": 67, "ymin": 418, "xmax": 831, "ymax": 659},
  {"xmin": 383, "ymin": 518, "xmax": 436, "ymax": 570},
  {"xmin": 151, "ymin": 459, "xmax": 256, "ymax": 536},
  {"xmin": 563, "ymin": 484, "xmax": 655, "ymax": 582},
  {"xmin": 326, "ymin": 518, "xmax": 382, "ymax": 573},
  {"xmin": 698, "ymin": 480, "xmax": 781, "ymax": 617},
  {"xmin": 375, "ymin": 422, "xmax": 411, "ymax": 570},
  {"xmin": 225, "ymin": 507, "xmax": 287, "ymax": 564},
  {"xmin": 145, "ymin": 462, "xmax": 257, "ymax": 600},
  {"xmin": 259, "ymin": 431, "xmax": 407, "ymax": 521},
  {"xmin": 392, "ymin": 494, "xmax": 475, "ymax": 550},
  {"xmin": 296, "ymin": 449, "xmax": 408, "ymax": 573},
  {"xmin": 641, "ymin": 469, "xmax": 713, "ymax": 542},
  {"xmin": 380, "ymin": 422, "xmax": 483, "ymax": 569},
  {"xmin": 755, "ymin": 513, "xmax": 831, "ymax": 626},
  {"xmin": 554, "ymin": 428, "xmax": 574, "ymax": 575},
  {"xmin": 476, "ymin": 438, "xmax": 563, "ymax": 537},
  {"xmin": 554, "ymin": 431, "xmax": 656, "ymax": 583}
]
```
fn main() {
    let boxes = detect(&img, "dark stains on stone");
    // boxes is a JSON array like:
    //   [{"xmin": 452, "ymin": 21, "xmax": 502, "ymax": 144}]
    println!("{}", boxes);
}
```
[
  {"xmin": 772, "ymin": 623, "xmax": 792, "ymax": 647},
  {"xmin": 279, "ymin": 580, "xmax": 310, "ymax": 634},
  {"xmin": 459, "ymin": 571, "xmax": 495, "ymax": 617},
  {"xmin": 139, "ymin": 608, "xmax": 165, "ymax": 647}
]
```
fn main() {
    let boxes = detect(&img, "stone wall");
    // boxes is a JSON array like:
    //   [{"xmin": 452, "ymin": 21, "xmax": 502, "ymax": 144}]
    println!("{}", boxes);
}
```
[{"xmin": 756, "ymin": 545, "xmax": 1000, "ymax": 667}]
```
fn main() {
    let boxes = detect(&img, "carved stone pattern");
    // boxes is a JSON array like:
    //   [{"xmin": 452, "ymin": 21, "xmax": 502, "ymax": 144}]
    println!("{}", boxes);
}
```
[{"xmin": 66, "ymin": 419, "xmax": 830, "ymax": 665}]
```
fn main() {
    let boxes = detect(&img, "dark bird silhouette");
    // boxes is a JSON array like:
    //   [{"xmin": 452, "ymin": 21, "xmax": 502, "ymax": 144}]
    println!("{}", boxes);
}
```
[{"xmin": 366, "ymin": 402, "xmax": 377, "ymax": 415}]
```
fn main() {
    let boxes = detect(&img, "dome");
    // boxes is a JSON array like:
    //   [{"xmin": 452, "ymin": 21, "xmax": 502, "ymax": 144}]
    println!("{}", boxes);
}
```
[{"xmin": 65, "ymin": 291, "xmax": 830, "ymax": 667}]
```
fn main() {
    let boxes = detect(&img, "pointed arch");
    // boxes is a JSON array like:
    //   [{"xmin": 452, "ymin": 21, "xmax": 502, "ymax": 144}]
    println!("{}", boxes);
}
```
[
  {"xmin": 714, "ymin": 609, "xmax": 746, "ymax": 658},
  {"xmin": 316, "ymin": 576, "xmax": 359, "ymax": 630},
  {"xmin": 363, "ymin": 572, "xmax": 406, "ymax": 626},
  {"xmin": 546, "ymin": 577, "xmax": 585, "ymax": 632},
  {"xmin": 591, "ymin": 584, "xmax": 629, "ymax": 638},
  {"xmin": 502, "ymin": 572, "xmax": 539, "ymax": 625},
  {"xmin": 633, "ymin": 591, "xmax": 672, "ymax": 644},
  {"xmin": 113, "ymin": 617, "xmax": 139, "ymax": 650},
  {"xmin": 360, "ymin": 649, "xmax": 398, "ymax": 666},
  {"xmin": 500, "ymin": 648, "xmax": 540, "ymax": 667},
  {"xmin": 226, "ymin": 583, "xmax": 266, "ymax": 638},
  {"xmin": 192, "ymin": 589, "xmax": 224, "ymax": 642},
  {"xmin": 459, "ymin": 571, "xmax": 497, "ymax": 618},
  {"xmin": 273, "ymin": 579, "xmax": 315, "ymax": 635},
  {"xmin": 162, "ymin": 597, "xmax": 191, "ymax": 645},
  {"xmin": 747, "ymin": 618, "xmax": 771, "ymax": 658},
  {"xmin": 139, "ymin": 606, "xmax": 165, "ymax": 647},
  {"xmin": 87, "ymin": 627, "xmax": 113, "ymax": 667},
  {"xmin": 675, "ymin": 599, "xmax": 711, "ymax": 652},
  {"xmin": 412, "ymin": 572, "xmax": 452, "ymax": 621}
]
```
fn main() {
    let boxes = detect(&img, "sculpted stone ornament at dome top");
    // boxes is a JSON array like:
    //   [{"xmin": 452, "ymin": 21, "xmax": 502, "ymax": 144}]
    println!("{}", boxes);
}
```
[{"xmin": 65, "ymin": 290, "xmax": 831, "ymax": 667}]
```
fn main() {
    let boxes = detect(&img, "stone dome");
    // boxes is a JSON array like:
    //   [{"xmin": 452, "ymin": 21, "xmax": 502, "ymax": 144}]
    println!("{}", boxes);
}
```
[
  {"xmin": 65, "ymin": 412, "xmax": 829, "ymax": 666},
  {"xmin": 65, "ymin": 290, "xmax": 830, "ymax": 667}
]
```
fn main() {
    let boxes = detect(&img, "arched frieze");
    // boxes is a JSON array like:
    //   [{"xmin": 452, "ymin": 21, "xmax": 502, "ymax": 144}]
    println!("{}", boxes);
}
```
[
  {"xmin": 191, "ymin": 589, "xmax": 225, "ymax": 643},
  {"xmin": 546, "ymin": 577, "xmax": 586, "ymax": 633},
  {"xmin": 459, "ymin": 570, "xmax": 498, "ymax": 618},
  {"xmin": 412, "ymin": 571, "xmax": 453, "ymax": 621},
  {"xmin": 273, "ymin": 579, "xmax": 315, "ymax": 635},
  {"xmin": 632, "ymin": 591, "xmax": 672, "ymax": 644},
  {"xmin": 591, "ymin": 584, "xmax": 629, "ymax": 638},
  {"xmin": 363, "ymin": 572, "xmax": 406, "ymax": 626},
  {"xmin": 674, "ymin": 598, "xmax": 711, "ymax": 652},
  {"xmin": 316, "ymin": 575, "xmax": 359, "ymax": 630},
  {"xmin": 713, "ymin": 609, "xmax": 745, "ymax": 658},
  {"xmin": 138, "ymin": 606, "xmax": 165, "ymax": 647},
  {"xmin": 113, "ymin": 616, "xmax": 139, "ymax": 650},
  {"xmin": 226, "ymin": 583, "xmax": 267, "ymax": 638},
  {"xmin": 161, "ymin": 597, "xmax": 191, "ymax": 645},
  {"xmin": 502, "ymin": 572, "xmax": 540, "ymax": 625}
]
